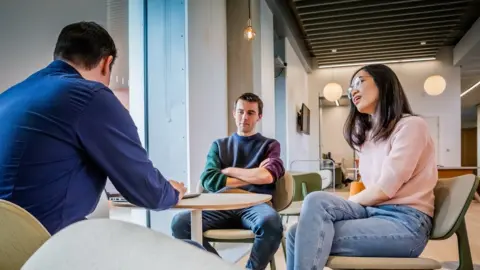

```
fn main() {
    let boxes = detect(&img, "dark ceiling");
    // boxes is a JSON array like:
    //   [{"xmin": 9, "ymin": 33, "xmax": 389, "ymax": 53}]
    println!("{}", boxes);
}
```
[{"xmin": 288, "ymin": 0, "xmax": 480, "ymax": 68}]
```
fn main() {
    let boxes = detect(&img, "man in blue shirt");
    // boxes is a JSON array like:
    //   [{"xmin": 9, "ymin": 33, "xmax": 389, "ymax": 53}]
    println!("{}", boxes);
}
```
[{"xmin": 0, "ymin": 21, "xmax": 186, "ymax": 235}]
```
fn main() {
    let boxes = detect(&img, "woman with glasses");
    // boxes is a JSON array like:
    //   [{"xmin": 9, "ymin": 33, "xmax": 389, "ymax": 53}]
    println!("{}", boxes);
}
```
[{"xmin": 286, "ymin": 64, "xmax": 438, "ymax": 270}]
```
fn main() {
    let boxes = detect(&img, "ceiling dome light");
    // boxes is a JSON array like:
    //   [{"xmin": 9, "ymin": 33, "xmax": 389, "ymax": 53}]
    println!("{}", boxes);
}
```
[
  {"xmin": 424, "ymin": 75, "xmax": 446, "ymax": 96},
  {"xmin": 323, "ymin": 82, "xmax": 343, "ymax": 102}
]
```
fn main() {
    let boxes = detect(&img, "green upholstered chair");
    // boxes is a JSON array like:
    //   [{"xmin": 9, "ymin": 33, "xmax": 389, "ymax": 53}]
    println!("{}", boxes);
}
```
[{"xmin": 278, "ymin": 171, "xmax": 323, "ymax": 222}]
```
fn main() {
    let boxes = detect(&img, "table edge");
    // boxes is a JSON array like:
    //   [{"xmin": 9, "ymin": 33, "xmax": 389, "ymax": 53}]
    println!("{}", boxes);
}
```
[
  {"xmin": 112, "ymin": 194, "xmax": 272, "ymax": 210},
  {"xmin": 173, "ymin": 197, "xmax": 271, "ymax": 210}
]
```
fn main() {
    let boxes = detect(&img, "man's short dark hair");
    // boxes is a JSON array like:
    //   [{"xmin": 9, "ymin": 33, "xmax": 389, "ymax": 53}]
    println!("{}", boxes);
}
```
[
  {"xmin": 235, "ymin": 93, "xmax": 263, "ymax": 115},
  {"xmin": 53, "ymin": 21, "xmax": 117, "ymax": 70}
]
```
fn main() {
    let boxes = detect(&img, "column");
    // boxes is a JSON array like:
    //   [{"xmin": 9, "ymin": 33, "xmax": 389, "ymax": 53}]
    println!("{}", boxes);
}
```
[
  {"xmin": 187, "ymin": 0, "xmax": 228, "ymax": 191},
  {"xmin": 477, "ymin": 105, "xmax": 480, "ymax": 176},
  {"xmin": 146, "ymin": 0, "xmax": 188, "ymax": 233},
  {"xmin": 226, "ymin": 0, "xmax": 275, "ymax": 137},
  {"xmin": 477, "ymin": 105, "xmax": 480, "ymax": 202},
  {"xmin": 146, "ymin": 0, "xmax": 188, "ymax": 185}
]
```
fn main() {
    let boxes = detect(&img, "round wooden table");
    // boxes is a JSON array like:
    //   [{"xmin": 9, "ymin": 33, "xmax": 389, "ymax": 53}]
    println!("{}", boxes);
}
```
[
  {"xmin": 174, "ymin": 193, "xmax": 271, "ymax": 243},
  {"xmin": 112, "ymin": 193, "xmax": 272, "ymax": 244}
]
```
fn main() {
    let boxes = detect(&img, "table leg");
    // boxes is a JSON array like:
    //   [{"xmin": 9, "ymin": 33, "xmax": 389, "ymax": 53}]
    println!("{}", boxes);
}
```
[
  {"xmin": 146, "ymin": 209, "xmax": 151, "ymax": 228},
  {"xmin": 191, "ymin": 209, "xmax": 203, "ymax": 243}
]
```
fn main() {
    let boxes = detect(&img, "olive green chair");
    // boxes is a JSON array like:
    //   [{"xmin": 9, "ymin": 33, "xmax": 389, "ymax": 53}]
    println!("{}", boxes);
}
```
[
  {"xmin": 278, "ymin": 171, "xmax": 323, "ymax": 223},
  {"xmin": 326, "ymin": 174, "xmax": 479, "ymax": 270}
]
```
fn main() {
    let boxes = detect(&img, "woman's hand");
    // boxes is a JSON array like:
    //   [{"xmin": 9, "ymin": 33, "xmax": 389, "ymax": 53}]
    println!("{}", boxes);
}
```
[{"xmin": 348, "ymin": 185, "xmax": 389, "ymax": 206}]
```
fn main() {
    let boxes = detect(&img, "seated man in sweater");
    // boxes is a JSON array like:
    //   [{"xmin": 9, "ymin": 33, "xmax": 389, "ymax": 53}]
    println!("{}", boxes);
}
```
[{"xmin": 171, "ymin": 93, "xmax": 285, "ymax": 270}]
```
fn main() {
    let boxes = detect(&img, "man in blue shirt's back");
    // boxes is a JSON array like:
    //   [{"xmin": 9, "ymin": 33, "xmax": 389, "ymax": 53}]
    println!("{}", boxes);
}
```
[{"xmin": 0, "ymin": 21, "xmax": 186, "ymax": 235}]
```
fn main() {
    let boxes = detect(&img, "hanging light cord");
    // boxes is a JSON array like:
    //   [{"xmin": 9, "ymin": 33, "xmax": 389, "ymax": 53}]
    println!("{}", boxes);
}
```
[{"xmin": 248, "ymin": 0, "xmax": 251, "ymax": 20}]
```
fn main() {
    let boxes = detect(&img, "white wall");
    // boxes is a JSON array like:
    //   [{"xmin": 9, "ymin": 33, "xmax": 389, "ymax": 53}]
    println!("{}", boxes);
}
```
[
  {"xmin": 0, "ymin": 0, "xmax": 107, "ymax": 92},
  {"xmin": 320, "ymin": 106, "xmax": 354, "ymax": 166},
  {"xmin": 311, "ymin": 48, "xmax": 462, "ymax": 167},
  {"xmin": 285, "ymin": 40, "xmax": 319, "ymax": 171}
]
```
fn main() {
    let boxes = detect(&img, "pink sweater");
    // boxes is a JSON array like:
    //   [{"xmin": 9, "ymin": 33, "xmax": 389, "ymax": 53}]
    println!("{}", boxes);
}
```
[{"xmin": 357, "ymin": 116, "xmax": 438, "ymax": 217}]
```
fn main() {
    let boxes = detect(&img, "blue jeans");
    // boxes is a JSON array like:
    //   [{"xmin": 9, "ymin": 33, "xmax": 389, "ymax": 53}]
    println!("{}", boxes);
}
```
[
  {"xmin": 287, "ymin": 191, "xmax": 432, "ymax": 270},
  {"xmin": 171, "ymin": 203, "xmax": 283, "ymax": 270},
  {"xmin": 183, "ymin": 239, "xmax": 206, "ymax": 250}
]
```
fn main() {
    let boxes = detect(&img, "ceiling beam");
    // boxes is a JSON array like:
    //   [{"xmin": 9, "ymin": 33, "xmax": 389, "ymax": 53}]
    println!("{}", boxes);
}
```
[
  {"xmin": 299, "ymin": 1, "xmax": 468, "ymax": 21},
  {"xmin": 295, "ymin": 0, "xmax": 361, "ymax": 9},
  {"xmin": 304, "ymin": 14, "xmax": 462, "ymax": 32},
  {"xmin": 297, "ymin": 0, "xmax": 429, "ymax": 16},
  {"xmin": 303, "ymin": 7, "xmax": 465, "ymax": 27},
  {"xmin": 316, "ymin": 49, "xmax": 439, "ymax": 61},
  {"xmin": 264, "ymin": 0, "xmax": 314, "ymax": 72},
  {"xmin": 311, "ymin": 38, "xmax": 446, "ymax": 51},
  {"xmin": 309, "ymin": 34, "xmax": 448, "ymax": 47},
  {"xmin": 314, "ymin": 44, "xmax": 443, "ymax": 56},
  {"xmin": 454, "ymin": 17, "xmax": 480, "ymax": 66},
  {"xmin": 305, "ymin": 20, "xmax": 458, "ymax": 36},
  {"xmin": 317, "ymin": 51, "xmax": 438, "ymax": 62},
  {"xmin": 308, "ymin": 26, "xmax": 455, "ymax": 41},
  {"xmin": 317, "ymin": 54, "xmax": 437, "ymax": 66}
]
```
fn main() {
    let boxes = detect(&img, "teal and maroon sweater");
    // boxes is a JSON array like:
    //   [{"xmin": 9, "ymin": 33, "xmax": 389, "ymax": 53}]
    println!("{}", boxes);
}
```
[{"xmin": 200, "ymin": 133, "xmax": 285, "ymax": 195}]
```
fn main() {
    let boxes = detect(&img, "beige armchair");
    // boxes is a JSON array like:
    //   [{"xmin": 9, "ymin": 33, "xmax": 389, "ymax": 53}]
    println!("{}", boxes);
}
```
[
  {"xmin": 22, "ymin": 219, "xmax": 243, "ymax": 270},
  {"xmin": 326, "ymin": 174, "xmax": 479, "ymax": 270},
  {"xmin": 0, "ymin": 200, "xmax": 50, "ymax": 270}
]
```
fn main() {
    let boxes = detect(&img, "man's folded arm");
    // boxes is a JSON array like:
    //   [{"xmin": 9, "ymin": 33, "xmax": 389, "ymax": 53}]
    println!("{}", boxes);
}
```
[
  {"xmin": 75, "ymin": 87, "xmax": 179, "ymax": 210},
  {"xmin": 224, "ymin": 140, "xmax": 285, "ymax": 185},
  {"xmin": 200, "ymin": 142, "xmax": 248, "ymax": 192}
]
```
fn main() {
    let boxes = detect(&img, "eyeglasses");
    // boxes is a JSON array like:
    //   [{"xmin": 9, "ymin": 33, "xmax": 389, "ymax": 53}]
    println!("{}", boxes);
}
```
[{"xmin": 347, "ymin": 76, "xmax": 371, "ymax": 99}]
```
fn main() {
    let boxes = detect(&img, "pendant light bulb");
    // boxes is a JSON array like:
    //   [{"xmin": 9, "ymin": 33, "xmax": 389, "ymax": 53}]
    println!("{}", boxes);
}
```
[{"xmin": 244, "ymin": 19, "xmax": 255, "ymax": 41}]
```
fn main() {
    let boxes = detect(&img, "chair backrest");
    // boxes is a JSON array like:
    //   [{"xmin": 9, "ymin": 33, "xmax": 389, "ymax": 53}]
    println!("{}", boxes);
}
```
[
  {"xmin": 0, "ymin": 200, "xmax": 51, "ymax": 270},
  {"xmin": 271, "ymin": 172, "xmax": 294, "ymax": 212},
  {"xmin": 21, "ymin": 219, "xmax": 243, "ymax": 270},
  {"xmin": 431, "ymin": 174, "xmax": 479, "ymax": 239},
  {"xmin": 318, "ymin": 170, "xmax": 332, "ymax": 189},
  {"xmin": 290, "ymin": 172, "xmax": 323, "ymax": 201}
]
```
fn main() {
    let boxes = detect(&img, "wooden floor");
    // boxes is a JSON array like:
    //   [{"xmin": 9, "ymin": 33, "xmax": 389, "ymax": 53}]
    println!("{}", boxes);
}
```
[{"xmin": 236, "ymin": 194, "xmax": 480, "ymax": 270}]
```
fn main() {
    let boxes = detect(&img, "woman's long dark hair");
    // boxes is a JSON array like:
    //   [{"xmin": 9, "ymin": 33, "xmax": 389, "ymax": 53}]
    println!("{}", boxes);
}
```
[{"xmin": 343, "ymin": 64, "xmax": 414, "ymax": 151}]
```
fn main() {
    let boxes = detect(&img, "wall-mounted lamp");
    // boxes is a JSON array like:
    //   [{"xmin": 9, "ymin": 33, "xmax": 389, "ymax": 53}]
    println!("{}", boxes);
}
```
[
  {"xmin": 244, "ymin": 0, "xmax": 255, "ymax": 41},
  {"xmin": 424, "ymin": 75, "xmax": 446, "ymax": 96},
  {"xmin": 323, "ymin": 82, "xmax": 343, "ymax": 102}
]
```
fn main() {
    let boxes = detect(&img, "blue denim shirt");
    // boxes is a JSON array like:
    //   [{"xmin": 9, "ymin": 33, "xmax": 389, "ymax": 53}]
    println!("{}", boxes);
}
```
[{"xmin": 0, "ymin": 60, "xmax": 178, "ymax": 234}]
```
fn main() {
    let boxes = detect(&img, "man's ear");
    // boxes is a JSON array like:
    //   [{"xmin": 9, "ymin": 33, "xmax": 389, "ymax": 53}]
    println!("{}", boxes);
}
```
[
  {"xmin": 258, "ymin": 114, "xmax": 263, "ymax": 121},
  {"xmin": 101, "ymin": 55, "xmax": 114, "ymax": 76}
]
